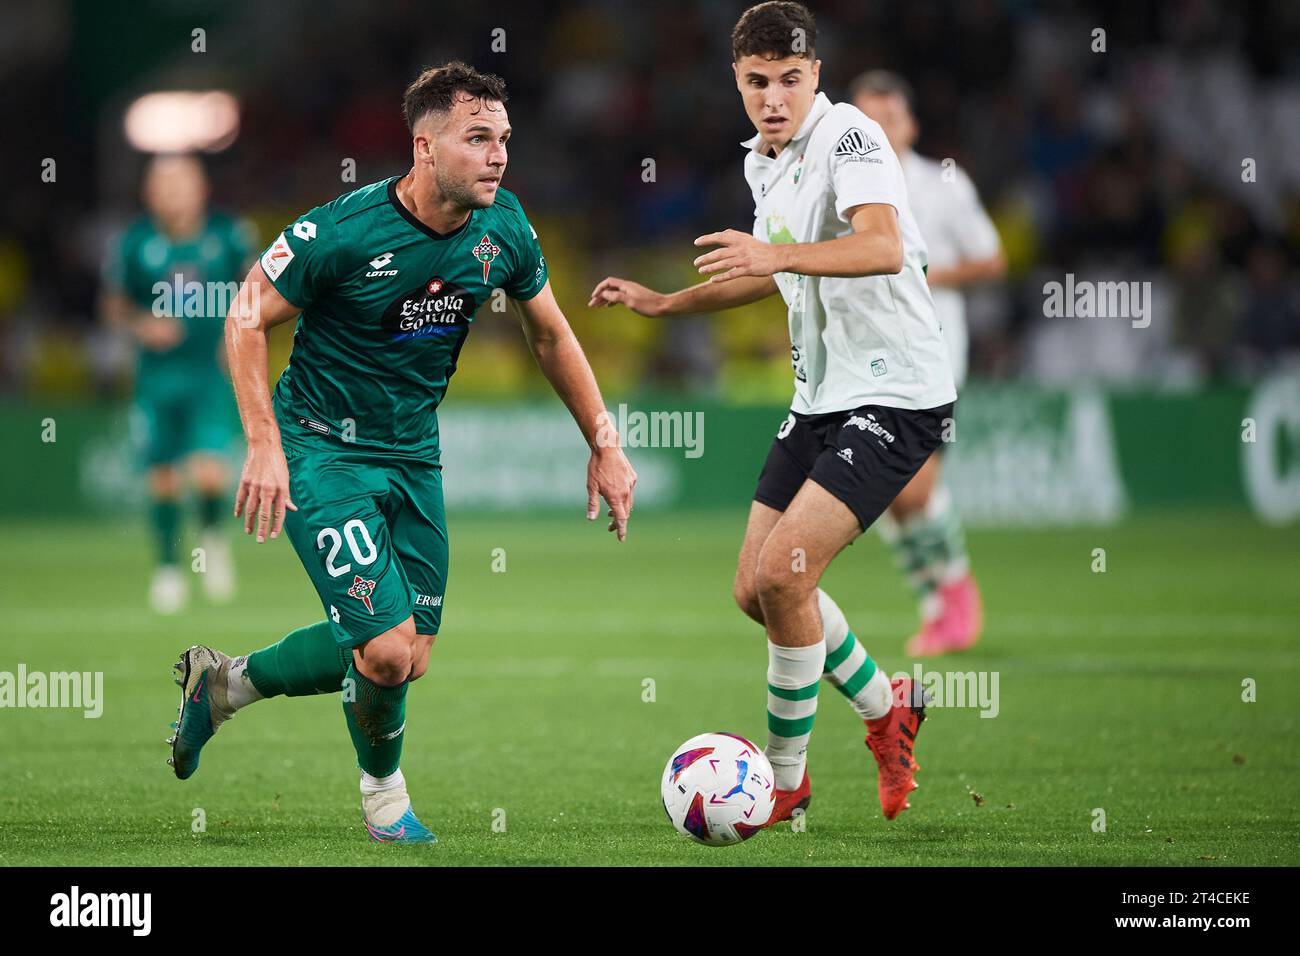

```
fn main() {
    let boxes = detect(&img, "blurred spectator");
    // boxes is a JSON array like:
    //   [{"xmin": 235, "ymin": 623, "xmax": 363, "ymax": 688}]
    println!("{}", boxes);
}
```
[
  {"xmin": 1170, "ymin": 223, "xmax": 1243, "ymax": 378},
  {"xmin": 1236, "ymin": 238, "xmax": 1300, "ymax": 370}
]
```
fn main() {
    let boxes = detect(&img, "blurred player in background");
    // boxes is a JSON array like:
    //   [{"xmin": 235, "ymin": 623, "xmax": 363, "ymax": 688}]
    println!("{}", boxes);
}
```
[
  {"xmin": 852, "ymin": 71, "xmax": 1006, "ymax": 657},
  {"xmin": 101, "ymin": 154, "xmax": 250, "ymax": 614}
]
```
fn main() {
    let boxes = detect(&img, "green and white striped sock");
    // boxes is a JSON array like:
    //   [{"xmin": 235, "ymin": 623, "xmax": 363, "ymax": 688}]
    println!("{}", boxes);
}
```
[
  {"xmin": 877, "ymin": 486, "xmax": 969, "ymax": 617},
  {"xmin": 818, "ymin": 589, "xmax": 892, "ymax": 721},
  {"xmin": 766, "ymin": 639, "xmax": 824, "ymax": 791}
]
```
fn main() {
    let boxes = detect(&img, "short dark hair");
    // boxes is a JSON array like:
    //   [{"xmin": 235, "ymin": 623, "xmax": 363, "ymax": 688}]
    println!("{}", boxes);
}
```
[
  {"xmin": 731, "ymin": 1, "xmax": 817, "ymax": 61},
  {"xmin": 849, "ymin": 69, "xmax": 916, "ymax": 112},
  {"xmin": 402, "ymin": 61, "xmax": 508, "ymax": 132}
]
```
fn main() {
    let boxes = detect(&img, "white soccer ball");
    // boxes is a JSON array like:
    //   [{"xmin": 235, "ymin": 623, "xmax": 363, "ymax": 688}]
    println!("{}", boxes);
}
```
[{"xmin": 661, "ymin": 732, "xmax": 775, "ymax": 845}]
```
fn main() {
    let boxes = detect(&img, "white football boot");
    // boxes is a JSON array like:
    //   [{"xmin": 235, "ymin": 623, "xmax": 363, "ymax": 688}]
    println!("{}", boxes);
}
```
[
  {"xmin": 199, "ymin": 531, "xmax": 235, "ymax": 603},
  {"xmin": 362, "ymin": 783, "xmax": 437, "ymax": 845},
  {"xmin": 149, "ymin": 565, "xmax": 187, "ymax": 615}
]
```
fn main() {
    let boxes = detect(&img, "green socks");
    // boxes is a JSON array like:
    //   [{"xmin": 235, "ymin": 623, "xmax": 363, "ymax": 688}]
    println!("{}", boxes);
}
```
[
  {"xmin": 152, "ymin": 494, "xmax": 228, "ymax": 563},
  {"xmin": 152, "ymin": 499, "xmax": 180, "ymax": 565},
  {"xmin": 342, "ymin": 664, "xmax": 408, "ymax": 778},
  {"xmin": 240, "ymin": 622, "xmax": 409, "ymax": 778},
  {"xmin": 818, "ymin": 589, "xmax": 893, "ymax": 721},
  {"xmin": 198, "ymin": 493, "xmax": 223, "ymax": 531},
  {"xmin": 878, "ymin": 486, "xmax": 970, "ymax": 608},
  {"xmin": 245, "ymin": 621, "xmax": 351, "ymax": 698}
]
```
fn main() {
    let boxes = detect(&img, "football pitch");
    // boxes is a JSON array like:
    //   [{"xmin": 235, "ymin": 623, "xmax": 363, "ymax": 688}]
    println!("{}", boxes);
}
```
[{"xmin": 0, "ymin": 508, "xmax": 1296, "ymax": 866}]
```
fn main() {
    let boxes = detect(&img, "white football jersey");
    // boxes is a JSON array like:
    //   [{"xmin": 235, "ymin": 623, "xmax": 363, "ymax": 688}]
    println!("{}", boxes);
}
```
[
  {"xmin": 901, "ymin": 151, "xmax": 1002, "ymax": 389},
  {"xmin": 743, "ymin": 92, "xmax": 955, "ymax": 414}
]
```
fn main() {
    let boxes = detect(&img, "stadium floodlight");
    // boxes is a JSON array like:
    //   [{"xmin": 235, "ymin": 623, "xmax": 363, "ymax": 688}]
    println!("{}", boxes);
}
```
[{"xmin": 123, "ymin": 90, "xmax": 240, "ymax": 153}]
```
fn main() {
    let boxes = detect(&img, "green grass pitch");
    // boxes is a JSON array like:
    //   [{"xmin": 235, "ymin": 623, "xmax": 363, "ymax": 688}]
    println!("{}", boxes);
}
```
[{"xmin": 0, "ymin": 508, "xmax": 1296, "ymax": 866}]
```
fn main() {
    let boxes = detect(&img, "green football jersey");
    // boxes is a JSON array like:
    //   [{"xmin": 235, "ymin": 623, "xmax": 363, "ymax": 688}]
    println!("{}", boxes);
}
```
[
  {"xmin": 261, "ymin": 176, "xmax": 547, "ymax": 461},
  {"xmin": 104, "ymin": 212, "xmax": 252, "ymax": 392}
]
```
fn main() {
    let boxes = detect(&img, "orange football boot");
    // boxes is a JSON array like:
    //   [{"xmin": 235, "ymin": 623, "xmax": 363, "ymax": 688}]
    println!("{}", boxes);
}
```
[
  {"xmin": 865, "ymin": 677, "xmax": 927, "ymax": 819},
  {"xmin": 764, "ymin": 768, "xmax": 811, "ymax": 827}
]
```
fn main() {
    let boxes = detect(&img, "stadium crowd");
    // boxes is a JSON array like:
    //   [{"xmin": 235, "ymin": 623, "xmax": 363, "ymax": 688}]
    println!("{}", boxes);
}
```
[{"xmin": 1, "ymin": 0, "xmax": 1296, "ymax": 401}]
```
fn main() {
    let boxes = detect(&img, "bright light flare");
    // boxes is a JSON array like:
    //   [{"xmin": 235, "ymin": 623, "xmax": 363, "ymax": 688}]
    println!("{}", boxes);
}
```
[{"xmin": 123, "ymin": 91, "xmax": 240, "ymax": 153}]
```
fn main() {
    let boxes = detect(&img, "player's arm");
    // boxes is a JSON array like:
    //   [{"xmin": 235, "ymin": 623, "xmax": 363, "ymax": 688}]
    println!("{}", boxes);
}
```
[
  {"xmin": 224, "ymin": 262, "xmax": 302, "ymax": 542},
  {"xmin": 927, "ymin": 171, "xmax": 1006, "ymax": 288},
  {"xmin": 588, "ymin": 272, "xmax": 778, "ymax": 317},
  {"xmin": 925, "ymin": 252, "xmax": 1006, "ymax": 289},
  {"xmin": 692, "ymin": 203, "xmax": 904, "ymax": 282},
  {"xmin": 99, "ymin": 237, "xmax": 185, "ymax": 350},
  {"xmin": 103, "ymin": 291, "xmax": 186, "ymax": 350},
  {"xmin": 100, "ymin": 288, "xmax": 150, "ymax": 334},
  {"xmin": 514, "ymin": 281, "xmax": 638, "ymax": 541}
]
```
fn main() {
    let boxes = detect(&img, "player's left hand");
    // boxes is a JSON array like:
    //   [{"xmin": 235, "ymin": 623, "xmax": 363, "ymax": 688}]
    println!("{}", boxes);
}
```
[
  {"xmin": 587, "ymin": 445, "xmax": 636, "ymax": 542},
  {"xmin": 134, "ymin": 314, "xmax": 185, "ymax": 350},
  {"xmin": 693, "ymin": 229, "xmax": 785, "ymax": 283}
]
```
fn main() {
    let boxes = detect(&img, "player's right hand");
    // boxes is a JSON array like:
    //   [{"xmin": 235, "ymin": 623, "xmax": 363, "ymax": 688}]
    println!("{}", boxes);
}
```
[
  {"xmin": 234, "ymin": 439, "xmax": 297, "ymax": 543},
  {"xmin": 587, "ymin": 445, "xmax": 636, "ymax": 542},
  {"xmin": 134, "ymin": 314, "xmax": 185, "ymax": 351},
  {"xmin": 588, "ymin": 277, "xmax": 668, "ymax": 317}
]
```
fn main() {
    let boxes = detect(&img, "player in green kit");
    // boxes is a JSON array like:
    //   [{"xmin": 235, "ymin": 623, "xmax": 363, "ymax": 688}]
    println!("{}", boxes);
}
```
[
  {"xmin": 166, "ymin": 62, "xmax": 637, "ymax": 844},
  {"xmin": 102, "ymin": 154, "xmax": 250, "ymax": 613}
]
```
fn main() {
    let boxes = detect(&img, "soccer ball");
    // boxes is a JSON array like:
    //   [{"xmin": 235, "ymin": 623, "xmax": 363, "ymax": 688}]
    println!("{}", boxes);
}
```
[{"xmin": 660, "ymin": 732, "xmax": 775, "ymax": 845}]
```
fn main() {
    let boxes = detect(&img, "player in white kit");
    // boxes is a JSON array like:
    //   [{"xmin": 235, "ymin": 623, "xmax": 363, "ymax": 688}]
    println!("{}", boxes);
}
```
[
  {"xmin": 590, "ymin": 2, "xmax": 954, "ymax": 824},
  {"xmin": 852, "ymin": 70, "xmax": 1006, "ymax": 658}
]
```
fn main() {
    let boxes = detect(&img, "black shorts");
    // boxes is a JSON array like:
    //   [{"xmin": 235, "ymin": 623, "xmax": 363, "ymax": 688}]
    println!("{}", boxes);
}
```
[{"xmin": 753, "ymin": 402, "xmax": 954, "ymax": 531}]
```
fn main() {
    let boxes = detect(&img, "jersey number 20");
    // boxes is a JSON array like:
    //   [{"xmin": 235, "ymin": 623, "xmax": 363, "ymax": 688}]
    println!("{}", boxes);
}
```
[{"xmin": 317, "ymin": 520, "xmax": 378, "ymax": 577}]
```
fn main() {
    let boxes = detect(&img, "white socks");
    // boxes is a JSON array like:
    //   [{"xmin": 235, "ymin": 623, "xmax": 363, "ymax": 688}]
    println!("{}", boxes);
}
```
[
  {"xmin": 360, "ymin": 768, "xmax": 405, "ymax": 795},
  {"xmin": 224, "ymin": 655, "xmax": 264, "ymax": 711},
  {"xmin": 765, "ymin": 639, "xmax": 825, "ymax": 791},
  {"xmin": 819, "ymin": 589, "xmax": 892, "ymax": 721}
]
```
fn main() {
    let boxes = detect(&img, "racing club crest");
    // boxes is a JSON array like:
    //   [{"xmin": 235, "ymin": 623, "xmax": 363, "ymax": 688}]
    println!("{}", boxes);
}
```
[
  {"xmin": 472, "ymin": 234, "xmax": 501, "ymax": 283},
  {"xmin": 348, "ymin": 574, "xmax": 377, "ymax": 615}
]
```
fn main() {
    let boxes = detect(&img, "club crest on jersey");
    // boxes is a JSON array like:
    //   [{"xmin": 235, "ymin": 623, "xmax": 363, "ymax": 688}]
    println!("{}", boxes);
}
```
[
  {"xmin": 471, "ymin": 234, "xmax": 501, "ymax": 283},
  {"xmin": 347, "ymin": 575, "xmax": 377, "ymax": 615}
]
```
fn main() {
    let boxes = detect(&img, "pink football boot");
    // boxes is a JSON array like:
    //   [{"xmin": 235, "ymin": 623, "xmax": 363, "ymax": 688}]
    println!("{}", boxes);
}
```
[{"xmin": 905, "ymin": 573, "xmax": 983, "ymax": 657}]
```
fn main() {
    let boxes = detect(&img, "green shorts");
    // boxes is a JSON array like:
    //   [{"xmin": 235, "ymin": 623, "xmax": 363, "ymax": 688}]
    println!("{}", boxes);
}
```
[
  {"xmin": 282, "ymin": 436, "xmax": 448, "ymax": 648},
  {"xmin": 133, "ymin": 373, "xmax": 234, "ymax": 467}
]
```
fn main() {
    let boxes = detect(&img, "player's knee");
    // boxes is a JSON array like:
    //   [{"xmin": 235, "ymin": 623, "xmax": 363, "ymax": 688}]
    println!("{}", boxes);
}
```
[
  {"xmin": 408, "ymin": 635, "xmax": 436, "ymax": 681},
  {"xmin": 732, "ymin": 575, "xmax": 764, "ymax": 624},
  {"xmin": 150, "ymin": 467, "xmax": 181, "ymax": 498},
  {"xmin": 192, "ymin": 458, "xmax": 225, "ymax": 492},
  {"xmin": 357, "ymin": 625, "xmax": 415, "ymax": 685},
  {"xmin": 754, "ymin": 550, "xmax": 808, "ymax": 608},
  {"xmin": 360, "ymin": 646, "xmax": 411, "ymax": 686},
  {"xmin": 890, "ymin": 484, "xmax": 928, "ymax": 520}
]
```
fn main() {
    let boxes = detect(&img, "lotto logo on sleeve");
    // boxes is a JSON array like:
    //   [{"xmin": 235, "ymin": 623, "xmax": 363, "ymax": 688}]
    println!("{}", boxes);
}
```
[{"xmin": 260, "ymin": 232, "xmax": 295, "ymax": 280}]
